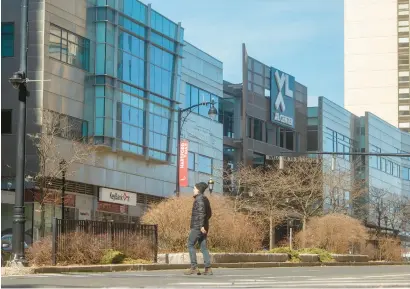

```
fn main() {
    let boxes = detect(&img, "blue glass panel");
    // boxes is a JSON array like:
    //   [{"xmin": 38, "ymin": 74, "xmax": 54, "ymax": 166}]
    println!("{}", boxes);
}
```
[
  {"xmin": 96, "ymin": 0, "xmax": 106, "ymax": 6},
  {"xmin": 162, "ymin": 18, "xmax": 170, "ymax": 38},
  {"xmin": 130, "ymin": 107, "xmax": 138, "ymax": 125},
  {"xmin": 190, "ymin": 86, "xmax": 199, "ymax": 113},
  {"xmin": 188, "ymin": 152, "xmax": 195, "ymax": 170},
  {"xmin": 106, "ymin": 23, "xmax": 115, "ymax": 45},
  {"xmin": 95, "ymin": 118, "xmax": 104, "ymax": 135},
  {"xmin": 96, "ymin": 7, "xmax": 107, "ymax": 21},
  {"xmin": 199, "ymin": 90, "xmax": 210, "ymax": 117},
  {"xmin": 169, "ymin": 22, "xmax": 177, "ymax": 39},
  {"xmin": 197, "ymin": 155, "xmax": 212, "ymax": 174},
  {"xmin": 105, "ymin": 98, "xmax": 113, "ymax": 118},
  {"xmin": 106, "ymin": 44, "xmax": 114, "ymax": 75},
  {"xmin": 95, "ymin": 44, "xmax": 105, "ymax": 74},
  {"xmin": 403, "ymin": 167, "xmax": 410, "ymax": 180},
  {"xmin": 95, "ymin": 98, "xmax": 105, "ymax": 117},
  {"xmin": 1, "ymin": 23, "xmax": 14, "ymax": 57},
  {"xmin": 95, "ymin": 85, "xmax": 105, "ymax": 97},
  {"xmin": 155, "ymin": 13, "xmax": 162, "ymax": 33},
  {"xmin": 129, "ymin": 125, "xmax": 138, "ymax": 144},
  {"xmin": 122, "ymin": 123, "xmax": 130, "ymax": 142},
  {"xmin": 122, "ymin": 103, "xmax": 130, "ymax": 122},
  {"xmin": 184, "ymin": 84, "xmax": 191, "ymax": 109},
  {"xmin": 96, "ymin": 22, "xmax": 106, "ymax": 43},
  {"xmin": 105, "ymin": 118, "xmax": 113, "ymax": 137},
  {"xmin": 150, "ymin": 10, "xmax": 157, "ymax": 30},
  {"xmin": 179, "ymin": 27, "xmax": 184, "ymax": 42},
  {"xmin": 123, "ymin": 0, "xmax": 133, "ymax": 18},
  {"xmin": 107, "ymin": 8, "xmax": 115, "ymax": 23}
]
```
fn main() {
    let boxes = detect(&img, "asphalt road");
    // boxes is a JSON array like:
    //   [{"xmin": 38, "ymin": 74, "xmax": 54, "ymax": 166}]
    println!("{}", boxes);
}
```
[{"xmin": 2, "ymin": 265, "xmax": 410, "ymax": 288}]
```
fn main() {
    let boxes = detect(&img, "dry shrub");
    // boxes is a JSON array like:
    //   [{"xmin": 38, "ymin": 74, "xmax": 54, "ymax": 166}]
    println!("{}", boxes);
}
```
[
  {"xmin": 26, "ymin": 236, "xmax": 53, "ymax": 266},
  {"xmin": 114, "ymin": 233, "xmax": 154, "ymax": 261},
  {"xmin": 142, "ymin": 195, "xmax": 263, "ymax": 253},
  {"xmin": 294, "ymin": 213, "xmax": 368, "ymax": 254},
  {"xmin": 27, "ymin": 232, "xmax": 105, "ymax": 266},
  {"xmin": 27, "ymin": 231, "xmax": 157, "ymax": 266},
  {"xmin": 379, "ymin": 236, "xmax": 402, "ymax": 261}
]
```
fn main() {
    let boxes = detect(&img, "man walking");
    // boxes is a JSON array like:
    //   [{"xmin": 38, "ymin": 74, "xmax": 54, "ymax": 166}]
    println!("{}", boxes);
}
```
[{"xmin": 185, "ymin": 182, "xmax": 213, "ymax": 276}]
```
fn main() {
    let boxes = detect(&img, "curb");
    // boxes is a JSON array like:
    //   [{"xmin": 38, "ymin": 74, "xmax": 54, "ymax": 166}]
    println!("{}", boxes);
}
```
[{"xmin": 31, "ymin": 262, "xmax": 410, "ymax": 274}]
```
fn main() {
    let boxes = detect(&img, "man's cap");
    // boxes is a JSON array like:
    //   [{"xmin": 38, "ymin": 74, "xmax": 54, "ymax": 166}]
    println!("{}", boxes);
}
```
[{"xmin": 195, "ymin": 182, "xmax": 208, "ymax": 194}]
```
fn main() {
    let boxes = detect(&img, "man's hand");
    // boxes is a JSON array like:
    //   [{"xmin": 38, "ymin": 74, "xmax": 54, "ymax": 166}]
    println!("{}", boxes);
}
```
[{"xmin": 200, "ymin": 227, "xmax": 207, "ymax": 234}]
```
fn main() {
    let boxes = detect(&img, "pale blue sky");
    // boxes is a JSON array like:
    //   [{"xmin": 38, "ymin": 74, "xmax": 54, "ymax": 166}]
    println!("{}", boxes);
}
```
[{"xmin": 145, "ymin": 0, "xmax": 344, "ymax": 107}]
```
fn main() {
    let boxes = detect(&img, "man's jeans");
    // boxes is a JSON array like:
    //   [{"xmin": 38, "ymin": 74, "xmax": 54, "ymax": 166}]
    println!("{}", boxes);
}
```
[{"xmin": 187, "ymin": 229, "xmax": 211, "ymax": 268}]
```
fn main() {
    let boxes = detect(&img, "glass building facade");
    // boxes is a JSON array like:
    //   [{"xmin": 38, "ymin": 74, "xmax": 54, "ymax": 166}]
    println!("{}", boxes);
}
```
[
  {"xmin": 309, "ymin": 97, "xmax": 410, "ymax": 220},
  {"xmin": 85, "ymin": 0, "xmax": 184, "ymax": 162}
]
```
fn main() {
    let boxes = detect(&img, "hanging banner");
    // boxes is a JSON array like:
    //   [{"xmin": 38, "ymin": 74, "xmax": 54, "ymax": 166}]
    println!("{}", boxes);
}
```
[{"xmin": 179, "ymin": 139, "xmax": 189, "ymax": 187}]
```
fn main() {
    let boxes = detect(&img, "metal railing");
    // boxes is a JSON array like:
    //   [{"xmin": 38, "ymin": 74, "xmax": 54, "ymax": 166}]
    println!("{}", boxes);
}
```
[{"xmin": 51, "ymin": 218, "xmax": 158, "ymax": 265}]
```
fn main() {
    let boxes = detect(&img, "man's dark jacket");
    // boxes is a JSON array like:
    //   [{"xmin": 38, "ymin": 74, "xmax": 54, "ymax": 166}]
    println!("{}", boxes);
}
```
[{"xmin": 190, "ymin": 194, "xmax": 212, "ymax": 231}]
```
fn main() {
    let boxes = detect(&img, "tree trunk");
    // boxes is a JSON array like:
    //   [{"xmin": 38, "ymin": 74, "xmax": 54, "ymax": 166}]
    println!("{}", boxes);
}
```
[
  {"xmin": 301, "ymin": 216, "xmax": 307, "ymax": 248},
  {"xmin": 40, "ymin": 203, "xmax": 45, "ymax": 238},
  {"xmin": 269, "ymin": 214, "xmax": 275, "ymax": 250}
]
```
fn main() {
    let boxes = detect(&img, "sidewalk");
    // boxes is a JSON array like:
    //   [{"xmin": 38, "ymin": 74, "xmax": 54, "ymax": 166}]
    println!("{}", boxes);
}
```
[{"xmin": 2, "ymin": 261, "xmax": 408, "ymax": 275}]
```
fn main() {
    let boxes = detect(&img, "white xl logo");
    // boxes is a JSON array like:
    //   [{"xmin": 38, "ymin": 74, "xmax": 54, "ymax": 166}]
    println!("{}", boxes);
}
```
[{"xmin": 274, "ymin": 70, "xmax": 293, "ymax": 112}]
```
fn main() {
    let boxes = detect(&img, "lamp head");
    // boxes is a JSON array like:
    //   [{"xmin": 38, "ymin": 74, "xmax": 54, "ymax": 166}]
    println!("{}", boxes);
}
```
[
  {"xmin": 9, "ymin": 71, "xmax": 26, "ymax": 90},
  {"xmin": 208, "ymin": 99, "xmax": 218, "ymax": 120},
  {"xmin": 208, "ymin": 178, "xmax": 214, "ymax": 194}
]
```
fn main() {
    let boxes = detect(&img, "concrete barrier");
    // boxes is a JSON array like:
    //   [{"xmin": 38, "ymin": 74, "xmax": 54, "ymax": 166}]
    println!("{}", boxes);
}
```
[
  {"xmin": 331, "ymin": 254, "xmax": 369, "ymax": 263},
  {"xmin": 158, "ymin": 253, "xmax": 372, "ymax": 264},
  {"xmin": 158, "ymin": 253, "xmax": 288, "ymax": 264},
  {"xmin": 26, "ymin": 261, "xmax": 409, "ymax": 275},
  {"xmin": 299, "ymin": 254, "xmax": 320, "ymax": 263}
]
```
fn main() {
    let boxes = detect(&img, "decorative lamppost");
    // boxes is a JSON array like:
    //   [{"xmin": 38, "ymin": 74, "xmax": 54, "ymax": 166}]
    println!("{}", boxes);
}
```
[
  {"xmin": 9, "ymin": 0, "xmax": 29, "ymax": 265},
  {"xmin": 175, "ymin": 99, "xmax": 218, "ymax": 196}
]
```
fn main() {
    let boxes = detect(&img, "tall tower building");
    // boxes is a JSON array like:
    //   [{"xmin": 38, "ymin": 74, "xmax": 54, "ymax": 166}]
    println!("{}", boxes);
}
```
[{"xmin": 344, "ymin": 0, "xmax": 410, "ymax": 132}]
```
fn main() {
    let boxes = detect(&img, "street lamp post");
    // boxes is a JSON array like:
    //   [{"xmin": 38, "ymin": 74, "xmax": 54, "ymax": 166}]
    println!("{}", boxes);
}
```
[
  {"xmin": 60, "ymin": 160, "xmax": 67, "ymax": 233},
  {"xmin": 9, "ymin": 0, "xmax": 29, "ymax": 265},
  {"xmin": 175, "ymin": 99, "xmax": 218, "ymax": 197}
]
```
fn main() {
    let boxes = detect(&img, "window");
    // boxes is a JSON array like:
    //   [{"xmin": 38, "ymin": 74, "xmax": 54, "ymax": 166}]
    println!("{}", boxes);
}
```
[
  {"xmin": 399, "ymin": 26, "xmax": 410, "ymax": 32},
  {"xmin": 399, "ymin": 37, "xmax": 410, "ymax": 43},
  {"xmin": 399, "ymin": 3, "xmax": 409, "ymax": 10},
  {"xmin": 188, "ymin": 152, "xmax": 195, "ymax": 170},
  {"xmin": 247, "ymin": 117, "xmax": 252, "ymax": 137},
  {"xmin": 184, "ymin": 83, "xmax": 221, "ymax": 120},
  {"xmin": 253, "ymin": 118, "xmax": 263, "ymax": 141},
  {"xmin": 399, "ymin": 20, "xmax": 409, "ymax": 26},
  {"xmin": 1, "ymin": 110, "xmax": 12, "ymax": 134},
  {"xmin": 49, "ymin": 24, "xmax": 90, "ymax": 71},
  {"xmin": 1, "ymin": 23, "xmax": 14, "ymax": 57},
  {"xmin": 197, "ymin": 155, "xmax": 212, "ymax": 175},
  {"xmin": 45, "ymin": 110, "xmax": 88, "ymax": 141}
]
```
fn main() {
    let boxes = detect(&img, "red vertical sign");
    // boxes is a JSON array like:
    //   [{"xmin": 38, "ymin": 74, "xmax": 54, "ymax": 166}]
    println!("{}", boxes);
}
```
[{"xmin": 179, "ymin": 139, "xmax": 189, "ymax": 187}]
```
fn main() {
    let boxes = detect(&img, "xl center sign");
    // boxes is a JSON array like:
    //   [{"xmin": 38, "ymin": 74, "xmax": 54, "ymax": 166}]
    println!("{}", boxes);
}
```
[{"xmin": 270, "ymin": 67, "xmax": 295, "ymax": 128}]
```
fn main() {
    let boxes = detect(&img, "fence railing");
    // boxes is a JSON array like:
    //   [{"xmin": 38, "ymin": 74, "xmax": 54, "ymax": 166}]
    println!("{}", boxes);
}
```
[{"xmin": 51, "ymin": 218, "xmax": 158, "ymax": 266}]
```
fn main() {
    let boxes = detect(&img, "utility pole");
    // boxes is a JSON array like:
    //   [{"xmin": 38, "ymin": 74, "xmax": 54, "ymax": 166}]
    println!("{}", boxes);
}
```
[{"xmin": 9, "ymin": 0, "xmax": 29, "ymax": 265}]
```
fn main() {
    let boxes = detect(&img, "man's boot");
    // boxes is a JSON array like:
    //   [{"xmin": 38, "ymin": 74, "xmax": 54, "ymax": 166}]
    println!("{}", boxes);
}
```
[
  {"xmin": 184, "ymin": 267, "xmax": 201, "ymax": 275},
  {"xmin": 203, "ymin": 267, "xmax": 213, "ymax": 276}
]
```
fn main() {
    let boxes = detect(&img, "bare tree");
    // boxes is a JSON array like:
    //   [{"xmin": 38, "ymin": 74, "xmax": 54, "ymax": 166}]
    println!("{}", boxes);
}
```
[
  {"xmin": 366, "ymin": 187, "xmax": 392, "ymax": 238},
  {"xmin": 230, "ymin": 164, "xmax": 291, "ymax": 250},
  {"xmin": 28, "ymin": 110, "xmax": 96, "ymax": 237},
  {"xmin": 386, "ymin": 194, "xmax": 410, "ymax": 236},
  {"xmin": 322, "ymin": 157, "xmax": 367, "ymax": 215},
  {"xmin": 284, "ymin": 157, "xmax": 324, "ymax": 233}
]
